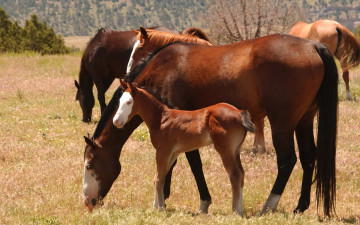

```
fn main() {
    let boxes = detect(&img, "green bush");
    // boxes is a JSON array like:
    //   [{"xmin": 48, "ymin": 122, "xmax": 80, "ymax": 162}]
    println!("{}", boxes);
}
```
[{"xmin": 0, "ymin": 7, "xmax": 69, "ymax": 54}]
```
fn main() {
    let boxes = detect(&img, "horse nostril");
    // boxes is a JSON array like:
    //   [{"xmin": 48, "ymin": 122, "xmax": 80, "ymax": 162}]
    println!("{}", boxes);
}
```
[{"xmin": 91, "ymin": 198, "xmax": 97, "ymax": 206}]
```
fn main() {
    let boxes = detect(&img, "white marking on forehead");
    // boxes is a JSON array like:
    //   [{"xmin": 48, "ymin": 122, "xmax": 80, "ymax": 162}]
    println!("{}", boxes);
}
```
[
  {"xmin": 113, "ymin": 92, "xmax": 134, "ymax": 128},
  {"xmin": 127, "ymin": 40, "xmax": 140, "ymax": 73},
  {"xmin": 83, "ymin": 159, "xmax": 99, "ymax": 204}
]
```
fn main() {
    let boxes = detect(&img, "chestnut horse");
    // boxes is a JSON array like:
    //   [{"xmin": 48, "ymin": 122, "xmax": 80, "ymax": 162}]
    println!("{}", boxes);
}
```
[
  {"xmin": 82, "ymin": 34, "xmax": 338, "ymax": 216},
  {"xmin": 127, "ymin": 28, "xmax": 267, "ymax": 153},
  {"xmin": 290, "ymin": 19, "xmax": 360, "ymax": 100},
  {"xmin": 112, "ymin": 80, "xmax": 254, "ymax": 215},
  {"xmin": 75, "ymin": 26, "xmax": 179, "ymax": 122}
]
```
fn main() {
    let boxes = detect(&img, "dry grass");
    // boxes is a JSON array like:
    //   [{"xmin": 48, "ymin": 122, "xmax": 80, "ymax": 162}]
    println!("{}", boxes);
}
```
[
  {"xmin": 0, "ymin": 53, "xmax": 359, "ymax": 224},
  {"xmin": 64, "ymin": 36, "xmax": 91, "ymax": 51}
]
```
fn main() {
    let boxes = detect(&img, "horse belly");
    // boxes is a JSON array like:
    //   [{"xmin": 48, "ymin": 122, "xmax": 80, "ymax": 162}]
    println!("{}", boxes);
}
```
[{"xmin": 172, "ymin": 129, "xmax": 212, "ymax": 154}]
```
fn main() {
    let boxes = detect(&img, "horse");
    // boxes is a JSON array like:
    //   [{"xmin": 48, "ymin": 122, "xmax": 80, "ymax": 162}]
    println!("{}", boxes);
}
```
[
  {"xmin": 126, "ymin": 27, "xmax": 212, "ymax": 74},
  {"xmin": 290, "ymin": 19, "xmax": 360, "ymax": 101},
  {"xmin": 82, "ymin": 34, "xmax": 338, "ymax": 217},
  {"xmin": 127, "ymin": 28, "xmax": 268, "ymax": 153},
  {"xmin": 75, "ymin": 26, "xmax": 179, "ymax": 122},
  {"xmin": 112, "ymin": 80, "xmax": 254, "ymax": 215}
]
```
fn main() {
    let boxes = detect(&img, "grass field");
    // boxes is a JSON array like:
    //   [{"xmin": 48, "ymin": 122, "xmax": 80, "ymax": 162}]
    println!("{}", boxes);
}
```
[{"xmin": 0, "ymin": 53, "xmax": 359, "ymax": 224}]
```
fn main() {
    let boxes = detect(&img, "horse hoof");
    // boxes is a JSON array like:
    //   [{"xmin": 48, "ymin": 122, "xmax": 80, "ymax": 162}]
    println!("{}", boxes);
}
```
[
  {"xmin": 252, "ymin": 146, "xmax": 266, "ymax": 154},
  {"xmin": 198, "ymin": 200, "xmax": 211, "ymax": 214}
]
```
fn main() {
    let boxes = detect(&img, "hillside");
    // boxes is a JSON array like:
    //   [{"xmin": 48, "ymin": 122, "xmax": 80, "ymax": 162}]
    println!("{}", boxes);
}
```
[{"xmin": 0, "ymin": 0, "xmax": 360, "ymax": 36}]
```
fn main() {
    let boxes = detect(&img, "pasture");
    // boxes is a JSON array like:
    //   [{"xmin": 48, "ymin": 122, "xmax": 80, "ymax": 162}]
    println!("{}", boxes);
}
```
[{"xmin": 0, "ymin": 52, "xmax": 359, "ymax": 224}]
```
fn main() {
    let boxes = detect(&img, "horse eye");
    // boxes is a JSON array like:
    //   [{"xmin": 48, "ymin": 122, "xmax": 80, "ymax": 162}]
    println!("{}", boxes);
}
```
[
  {"xmin": 86, "ymin": 164, "xmax": 92, "ymax": 170},
  {"xmin": 127, "ymin": 101, "xmax": 132, "ymax": 105}
]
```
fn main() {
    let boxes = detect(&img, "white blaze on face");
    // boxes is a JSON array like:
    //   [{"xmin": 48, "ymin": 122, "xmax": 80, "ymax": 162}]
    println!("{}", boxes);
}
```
[
  {"xmin": 113, "ymin": 92, "xmax": 134, "ymax": 128},
  {"xmin": 127, "ymin": 40, "xmax": 140, "ymax": 73},
  {"xmin": 83, "ymin": 159, "xmax": 99, "ymax": 211}
]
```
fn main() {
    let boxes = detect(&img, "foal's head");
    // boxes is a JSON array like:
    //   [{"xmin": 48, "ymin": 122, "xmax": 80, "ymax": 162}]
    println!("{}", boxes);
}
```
[{"xmin": 113, "ymin": 80, "xmax": 139, "ymax": 128}]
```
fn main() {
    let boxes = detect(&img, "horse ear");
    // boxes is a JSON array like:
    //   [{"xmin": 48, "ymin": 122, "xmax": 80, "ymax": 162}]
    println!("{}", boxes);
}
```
[
  {"xmin": 128, "ymin": 82, "xmax": 137, "ymax": 93},
  {"xmin": 120, "ymin": 79, "xmax": 128, "ymax": 90},
  {"xmin": 132, "ymin": 29, "xmax": 139, "ymax": 34},
  {"xmin": 139, "ymin": 27, "xmax": 148, "ymax": 43},
  {"xmin": 75, "ymin": 80, "xmax": 79, "ymax": 89},
  {"xmin": 84, "ymin": 136, "xmax": 96, "ymax": 148}
]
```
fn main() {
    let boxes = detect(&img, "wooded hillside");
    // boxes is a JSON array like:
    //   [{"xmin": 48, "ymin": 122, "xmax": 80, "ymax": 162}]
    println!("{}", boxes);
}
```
[{"xmin": 0, "ymin": 0, "xmax": 359, "ymax": 36}]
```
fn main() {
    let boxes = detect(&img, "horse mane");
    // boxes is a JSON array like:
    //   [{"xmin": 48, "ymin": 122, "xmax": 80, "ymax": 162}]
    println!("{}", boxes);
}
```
[
  {"xmin": 144, "ymin": 29, "xmax": 211, "ymax": 46},
  {"xmin": 124, "ymin": 42, "xmax": 182, "ymax": 82},
  {"xmin": 182, "ymin": 27, "xmax": 211, "ymax": 42},
  {"xmin": 92, "ymin": 87, "xmax": 124, "ymax": 139}
]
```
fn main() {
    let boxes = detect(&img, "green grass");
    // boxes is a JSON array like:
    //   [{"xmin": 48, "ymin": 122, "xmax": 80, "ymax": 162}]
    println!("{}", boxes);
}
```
[{"xmin": 0, "ymin": 53, "xmax": 359, "ymax": 224}]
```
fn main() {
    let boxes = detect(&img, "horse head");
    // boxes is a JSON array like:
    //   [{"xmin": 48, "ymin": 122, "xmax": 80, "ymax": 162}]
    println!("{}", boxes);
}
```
[
  {"xmin": 113, "ymin": 80, "xmax": 138, "ymax": 128},
  {"xmin": 82, "ymin": 134, "xmax": 121, "ymax": 212},
  {"xmin": 75, "ymin": 80, "xmax": 94, "ymax": 122}
]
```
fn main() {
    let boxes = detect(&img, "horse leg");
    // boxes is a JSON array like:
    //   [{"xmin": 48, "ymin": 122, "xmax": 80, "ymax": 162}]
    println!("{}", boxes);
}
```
[
  {"xmin": 253, "ymin": 118, "xmax": 266, "ymax": 154},
  {"xmin": 185, "ymin": 150, "xmax": 212, "ymax": 213},
  {"xmin": 259, "ymin": 124, "xmax": 296, "ymax": 215},
  {"xmin": 154, "ymin": 151, "xmax": 173, "ymax": 209},
  {"xmin": 342, "ymin": 70, "xmax": 352, "ymax": 101},
  {"xmin": 293, "ymin": 110, "xmax": 316, "ymax": 213},
  {"xmin": 163, "ymin": 159, "xmax": 177, "ymax": 200},
  {"xmin": 217, "ymin": 150, "xmax": 244, "ymax": 215}
]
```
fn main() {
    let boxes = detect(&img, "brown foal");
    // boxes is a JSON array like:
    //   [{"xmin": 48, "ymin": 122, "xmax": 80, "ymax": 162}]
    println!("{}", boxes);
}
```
[{"xmin": 113, "ymin": 80, "xmax": 254, "ymax": 215}]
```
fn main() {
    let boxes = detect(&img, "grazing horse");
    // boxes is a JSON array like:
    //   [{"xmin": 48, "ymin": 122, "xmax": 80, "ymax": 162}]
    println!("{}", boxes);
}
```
[
  {"xmin": 290, "ymin": 19, "xmax": 360, "ymax": 100},
  {"xmin": 75, "ymin": 26, "xmax": 179, "ymax": 122},
  {"xmin": 82, "ymin": 34, "xmax": 338, "ymax": 217},
  {"xmin": 112, "ymin": 80, "xmax": 254, "ymax": 215}
]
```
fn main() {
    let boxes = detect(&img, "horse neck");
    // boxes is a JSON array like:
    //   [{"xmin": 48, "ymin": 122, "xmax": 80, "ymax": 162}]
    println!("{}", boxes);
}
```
[
  {"xmin": 147, "ymin": 31, "xmax": 209, "ymax": 49},
  {"xmin": 96, "ymin": 114, "xmax": 143, "ymax": 159},
  {"xmin": 134, "ymin": 89, "xmax": 166, "ymax": 130},
  {"xmin": 79, "ymin": 63, "xmax": 94, "ymax": 93}
]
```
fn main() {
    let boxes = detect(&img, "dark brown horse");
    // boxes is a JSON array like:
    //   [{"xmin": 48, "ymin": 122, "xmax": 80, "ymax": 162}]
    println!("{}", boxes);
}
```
[
  {"xmin": 113, "ymin": 80, "xmax": 254, "ymax": 215},
  {"xmin": 82, "ymin": 34, "xmax": 338, "ymax": 216},
  {"xmin": 75, "ymin": 26, "xmax": 179, "ymax": 122},
  {"xmin": 290, "ymin": 19, "xmax": 360, "ymax": 100}
]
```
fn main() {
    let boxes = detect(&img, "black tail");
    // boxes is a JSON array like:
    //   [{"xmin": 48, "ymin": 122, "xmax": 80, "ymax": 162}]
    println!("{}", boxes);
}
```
[{"xmin": 315, "ymin": 44, "xmax": 338, "ymax": 217}]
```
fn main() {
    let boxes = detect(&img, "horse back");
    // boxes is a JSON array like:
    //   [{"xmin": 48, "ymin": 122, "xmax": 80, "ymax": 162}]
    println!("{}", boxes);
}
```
[{"xmin": 136, "ymin": 35, "xmax": 325, "ymax": 123}]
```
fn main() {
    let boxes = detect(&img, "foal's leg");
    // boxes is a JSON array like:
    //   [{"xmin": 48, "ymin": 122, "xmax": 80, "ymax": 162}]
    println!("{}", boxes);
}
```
[
  {"xmin": 253, "ymin": 119, "xmax": 266, "ymax": 154},
  {"xmin": 184, "ymin": 150, "xmax": 212, "ymax": 213},
  {"xmin": 294, "ymin": 111, "xmax": 316, "ymax": 213},
  {"xmin": 259, "ymin": 124, "xmax": 296, "ymax": 215},
  {"xmin": 154, "ymin": 151, "xmax": 173, "ymax": 209},
  {"xmin": 342, "ymin": 70, "xmax": 353, "ymax": 101},
  {"xmin": 218, "ymin": 150, "xmax": 244, "ymax": 215}
]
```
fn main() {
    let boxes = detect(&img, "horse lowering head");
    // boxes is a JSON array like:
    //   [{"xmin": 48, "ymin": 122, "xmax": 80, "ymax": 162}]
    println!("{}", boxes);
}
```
[
  {"xmin": 113, "ymin": 80, "xmax": 138, "ymax": 128},
  {"xmin": 82, "ymin": 135, "xmax": 121, "ymax": 212},
  {"xmin": 126, "ymin": 27, "xmax": 211, "ymax": 73},
  {"xmin": 75, "ymin": 80, "xmax": 94, "ymax": 122}
]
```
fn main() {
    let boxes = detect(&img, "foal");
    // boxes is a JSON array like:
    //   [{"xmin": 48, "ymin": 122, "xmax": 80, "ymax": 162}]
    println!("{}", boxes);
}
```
[{"xmin": 113, "ymin": 80, "xmax": 254, "ymax": 215}]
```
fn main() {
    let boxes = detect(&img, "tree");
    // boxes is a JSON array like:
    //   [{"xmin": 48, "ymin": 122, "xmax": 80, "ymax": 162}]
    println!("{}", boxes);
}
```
[
  {"xmin": 206, "ymin": 0, "xmax": 306, "ymax": 44},
  {"xmin": 0, "ymin": 6, "xmax": 23, "ymax": 52}
]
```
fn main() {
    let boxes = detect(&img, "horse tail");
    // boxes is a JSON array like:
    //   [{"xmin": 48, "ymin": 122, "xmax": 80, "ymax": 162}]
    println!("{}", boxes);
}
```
[
  {"xmin": 182, "ymin": 27, "xmax": 212, "ymax": 43},
  {"xmin": 315, "ymin": 43, "xmax": 338, "ymax": 217},
  {"xmin": 240, "ymin": 111, "xmax": 255, "ymax": 133},
  {"xmin": 334, "ymin": 24, "xmax": 360, "ymax": 70}
]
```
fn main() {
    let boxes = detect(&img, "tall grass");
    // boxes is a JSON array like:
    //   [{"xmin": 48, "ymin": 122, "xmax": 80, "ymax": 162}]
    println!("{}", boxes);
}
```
[{"xmin": 0, "ymin": 53, "xmax": 359, "ymax": 224}]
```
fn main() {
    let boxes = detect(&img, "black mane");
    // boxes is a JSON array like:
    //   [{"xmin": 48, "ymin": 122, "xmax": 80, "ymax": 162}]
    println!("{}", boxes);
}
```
[
  {"xmin": 92, "ymin": 41, "xmax": 181, "ymax": 139},
  {"xmin": 92, "ymin": 87, "xmax": 123, "ymax": 139},
  {"xmin": 124, "ymin": 42, "xmax": 181, "ymax": 82}
]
